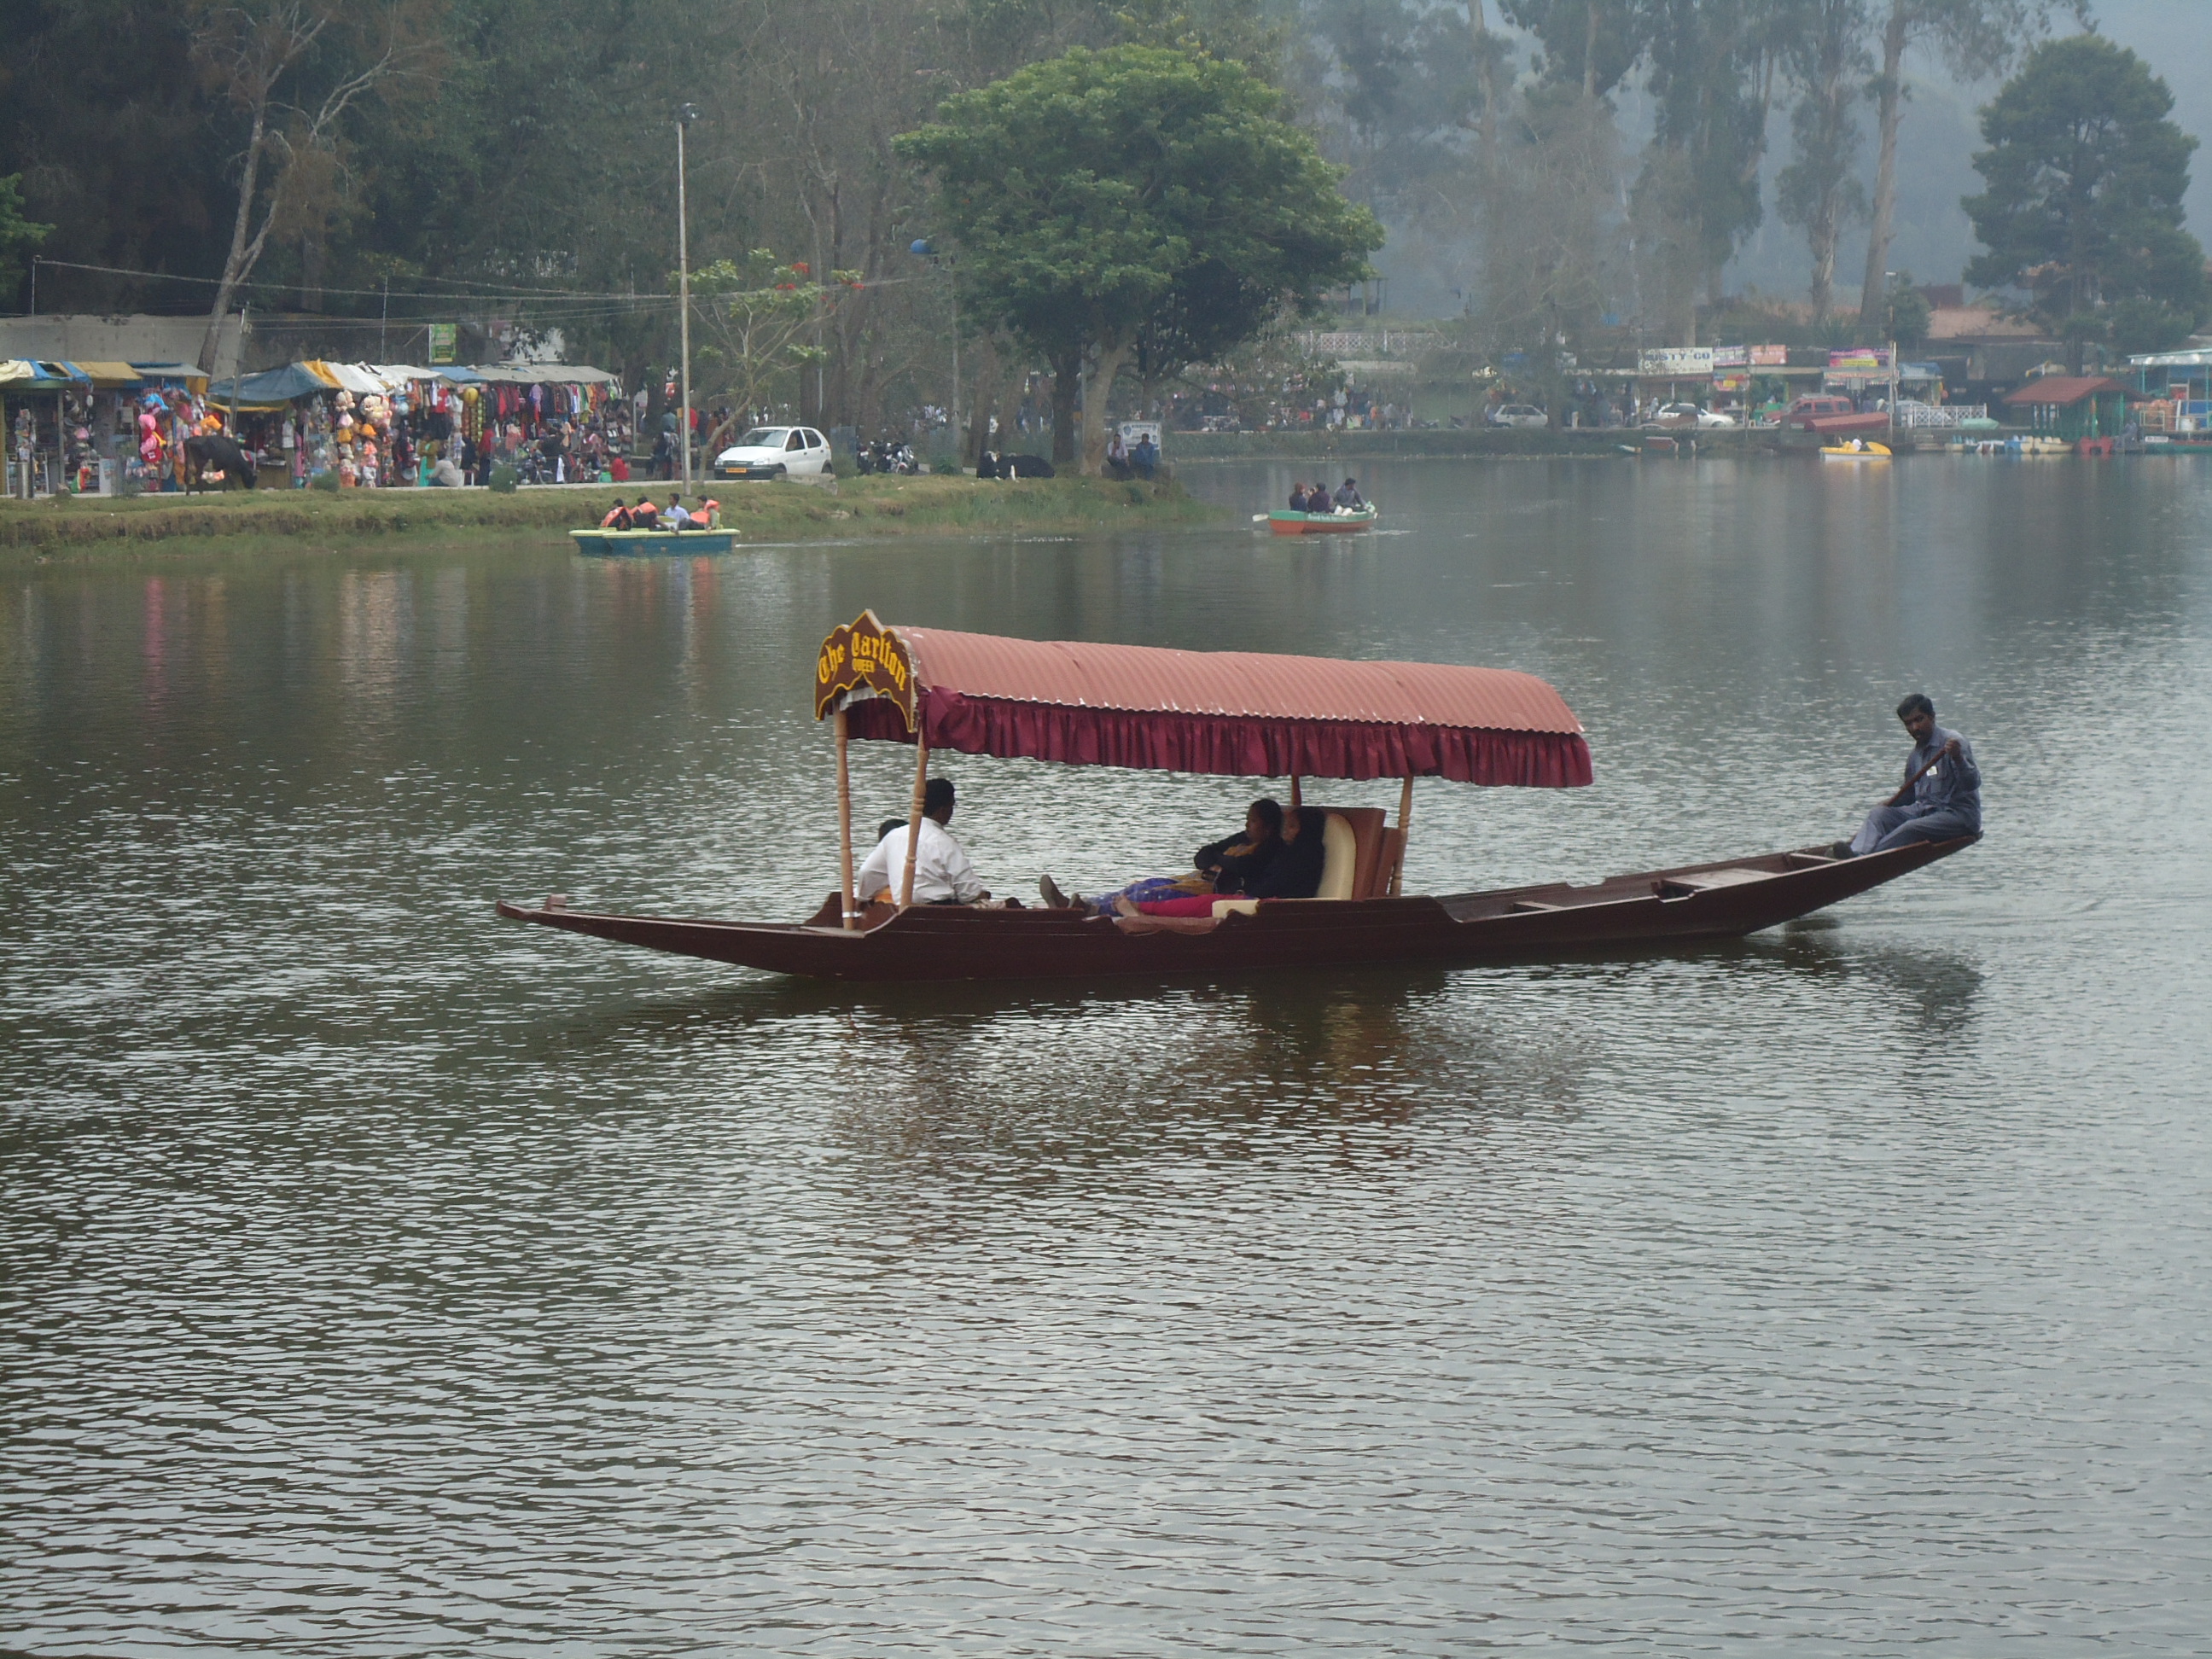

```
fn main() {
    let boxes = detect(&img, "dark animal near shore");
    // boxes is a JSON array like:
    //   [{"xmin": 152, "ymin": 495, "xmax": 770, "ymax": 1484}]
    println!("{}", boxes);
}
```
[
  {"xmin": 978, "ymin": 451, "xmax": 1054, "ymax": 480},
  {"xmin": 183, "ymin": 434, "xmax": 259, "ymax": 492}
]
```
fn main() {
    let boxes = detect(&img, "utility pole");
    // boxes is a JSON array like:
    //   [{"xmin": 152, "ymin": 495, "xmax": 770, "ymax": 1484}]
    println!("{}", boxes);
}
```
[{"xmin": 677, "ymin": 103, "xmax": 698, "ymax": 492}]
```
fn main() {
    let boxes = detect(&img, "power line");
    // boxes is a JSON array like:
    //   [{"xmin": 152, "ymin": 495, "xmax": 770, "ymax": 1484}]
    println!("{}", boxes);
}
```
[
  {"xmin": 32, "ymin": 257, "xmax": 917, "ymax": 307},
  {"xmin": 30, "ymin": 258, "xmax": 675, "ymax": 305}
]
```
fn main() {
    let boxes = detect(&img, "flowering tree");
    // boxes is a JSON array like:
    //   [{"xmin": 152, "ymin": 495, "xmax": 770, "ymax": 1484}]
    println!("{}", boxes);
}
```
[{"xmin": 686, "ymin": 251, "xmax": 860, "ymax": 451}]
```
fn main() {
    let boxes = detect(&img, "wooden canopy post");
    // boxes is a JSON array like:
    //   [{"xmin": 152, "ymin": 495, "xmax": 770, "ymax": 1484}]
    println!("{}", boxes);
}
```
[
  {"xmin": 835, "ymin": 706, "xmax": 858, "ymax": 928},
  {"xmin": 1393, "ymin": 774, "xmax": 1414, "ymax": 896},
  {"xmin": 898, "ymin": 727, "xmax": 930, "ymax": 909}
]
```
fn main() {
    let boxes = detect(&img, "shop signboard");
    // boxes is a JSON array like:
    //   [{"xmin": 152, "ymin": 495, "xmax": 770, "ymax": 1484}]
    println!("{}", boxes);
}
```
[
  {"xmin": 1710, "ymin": 346, "xmax": 1748, "ymax": 369},
  {"xmin": 1639, "ymin": 346, "xmax": 1714, "ymax": 377},
  {"xmin": 1749, "ymin": 344, "xmax": 1789, "ymax": 366},
  {"xmin": 1827, "ymin": 346, "xmax": 1892, "ymax": 374},
  {"xmin": 428, "ymin": 323, "xmax": 457, "ymax": 364},
  {"xmin": 1711, "ymin": 374, "xmax": 1748, "ymax": 392}
]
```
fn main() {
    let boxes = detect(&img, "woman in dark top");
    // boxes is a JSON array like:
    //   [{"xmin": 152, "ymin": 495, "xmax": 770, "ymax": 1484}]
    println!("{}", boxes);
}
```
[
  {"xmin": 1196, "ymin": 797, "xmax": 1283, "ymax": 894},
  {"xmin": 1289, "ymin": 482, "xmax": 1312, "ymax": 511},
  {"xmin": 1112, "ymin": 805, "xmax": 1328, "ymax": 916},
  {"xmin": 1038, "ymin": 797, "xmax": 1284, "ymax": 913},
  {"xmin": 1240, "ymin": 806, "xmax": 1327, "ymax": 899}
]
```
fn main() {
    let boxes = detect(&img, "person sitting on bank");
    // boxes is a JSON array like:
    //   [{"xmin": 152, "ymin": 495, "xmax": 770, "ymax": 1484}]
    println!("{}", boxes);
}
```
[
  {"xmin": 1039, "ymin": 797, "xmax": 1283, "ymax": 914},
  {"xmin": 1332, "ymin": 476, "xmax": 1365, "ymax": 510},
  {"xmin": 1106, "ymin": 431, "xmax": 1132, "ymax": 479},
  {"xmin": 1842, "ymin": 692, "xmax": 1982, "ymax": 856},
  {"xmin": 856, "ymin": 777, "xmax": 991, "ymax": 904},
  {"xmin": 1132, "ymin": 431, "xmax": 1159, "ymax": 479},
  {"xmin": 1117, "ymin": 806, "xmax": 1329, "ymax": 916}
]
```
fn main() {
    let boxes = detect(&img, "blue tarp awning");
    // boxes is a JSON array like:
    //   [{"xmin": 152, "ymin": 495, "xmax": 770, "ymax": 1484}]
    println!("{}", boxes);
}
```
[{"xmin": 206, "ymin": 364, "xmax": 335, "ymax": 403}]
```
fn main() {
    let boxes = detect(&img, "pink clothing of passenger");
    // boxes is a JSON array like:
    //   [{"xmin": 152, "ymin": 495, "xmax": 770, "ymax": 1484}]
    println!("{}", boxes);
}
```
[{"xmin": 1132, "ymin": 894, "xmax": 1239, "ymax": 917}]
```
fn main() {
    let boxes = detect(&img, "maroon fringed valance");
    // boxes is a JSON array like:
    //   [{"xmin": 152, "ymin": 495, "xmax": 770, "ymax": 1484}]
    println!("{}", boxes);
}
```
[
  {"xmin": 845, "ymin": 690, "xmax": 1592, "ymax": 786},
  {"xmin": 825, "ymin": 621, "xmax": 1593, "ymax": 788}
]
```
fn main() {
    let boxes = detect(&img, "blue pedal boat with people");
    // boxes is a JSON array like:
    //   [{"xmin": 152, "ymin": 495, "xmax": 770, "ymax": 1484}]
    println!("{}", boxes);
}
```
[{"xmin": 498, "ymin": 613, "xmax": 1976, "ymax": 983}]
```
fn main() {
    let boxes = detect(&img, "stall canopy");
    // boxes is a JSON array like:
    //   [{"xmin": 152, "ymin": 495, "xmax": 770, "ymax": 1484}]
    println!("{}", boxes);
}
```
[
  {"xmin": 831, "ymin": 621, "xmax": 1593, "ymax": 787},
  {"xmin": 207, "ymin": 363, "xmax": 335, "ymax": 405},
  {"xmin": 297, "ymin": 360, "xmax": 387, "ymax": 395},
  {"xmin": 468, "ymin": 362, "xmax": 619, "ymax": 386}
]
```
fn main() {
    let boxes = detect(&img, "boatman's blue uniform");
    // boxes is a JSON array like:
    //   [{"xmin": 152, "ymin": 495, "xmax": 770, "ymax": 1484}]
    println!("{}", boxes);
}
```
[{"xmin": 1849, "ymin": 724, "xmax": 1981, "ymax": 855}]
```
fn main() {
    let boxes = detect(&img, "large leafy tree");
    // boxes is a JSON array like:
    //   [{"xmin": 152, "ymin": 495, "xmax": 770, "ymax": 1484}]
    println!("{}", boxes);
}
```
[
  {"xmin": 1963, "ymin": 32, "xmax": 2206, "ymax": 328},
  {"xmin": 1775, "ymin": 0, "xmax": 1871, "ymax": 319},
  {"xmin": 1633, "ymin": 0, "xmax": 1789, "ymax": 342},
  {"xmin": 0, "ymin": 173, "xmax": 51, "ymax": 306},
  {"xmin": 1857, "ymin": 0, "xmax": 2058, "ymax": 331},
  {"xmin": 897, "ymin": 44, "xmax": 1380, "ymax": 472}
]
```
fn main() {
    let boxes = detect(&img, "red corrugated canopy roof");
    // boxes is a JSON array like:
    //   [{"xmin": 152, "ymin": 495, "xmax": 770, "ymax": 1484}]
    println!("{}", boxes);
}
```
[
  {"xmin": 2003, "ymin": 375, "xmax": 2124, "ymax": 405},
  {"xmin": 840, "ymin": 626, "xmax": 1592, "ymax": 787}
]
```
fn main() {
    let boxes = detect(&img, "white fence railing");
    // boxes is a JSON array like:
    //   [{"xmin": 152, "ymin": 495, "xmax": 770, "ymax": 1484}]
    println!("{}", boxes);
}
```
[
  {"xmin": 1896, "ymin": 404, "xmax": 1988, "ymax": 428},
  {"xmin": 1302, "ymin": 331, "xmax": 1441, "ymax": 359}
]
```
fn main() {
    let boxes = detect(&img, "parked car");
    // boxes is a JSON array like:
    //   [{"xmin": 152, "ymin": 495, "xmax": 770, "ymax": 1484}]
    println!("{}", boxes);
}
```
[
  {"xmin": 713, "ymin": 425, "xmax": 832, "ymax": 480},
  {"xmin": 1486, "ymin": 404, "xmax": 1549, "ymax": 429},
  {"xmin": 1648, "ymin": 402, "xmax": 1738, "ymax": 430}
]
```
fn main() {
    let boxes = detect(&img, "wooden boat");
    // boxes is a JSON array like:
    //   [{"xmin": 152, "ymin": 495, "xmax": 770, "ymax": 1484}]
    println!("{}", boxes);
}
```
[
  {"xmin": 1796, "ymin": 410, "xmax": 1892, "ymax": 437},
  {"xmin": 498, "ymin": 838, "xmax": 1970, "ymax": 983},
  {"xmin": 499, "ymin": 613, "xmax": 1973, "ymax": 983},
  {"xmin": 1267, "ymin": 505, "xmax": 1377, "ymax": 535},
  {"xmin": 569, "ymin": 526, "xmax": 737, "ymax": 555},
  {"xmin": 1820, "ymin": 440, "xmax": 1892, "ymax": 461}
]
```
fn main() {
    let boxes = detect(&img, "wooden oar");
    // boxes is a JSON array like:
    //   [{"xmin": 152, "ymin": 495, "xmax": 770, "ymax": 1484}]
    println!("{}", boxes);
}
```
[{"xmin": 1885, "ymin": 742, "xmax": 1959, "ymax": 807}]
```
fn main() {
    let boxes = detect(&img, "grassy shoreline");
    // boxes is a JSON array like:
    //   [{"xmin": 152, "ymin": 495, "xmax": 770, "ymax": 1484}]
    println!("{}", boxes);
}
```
[{"xmin": 0, "ymin": 474, "xmax": 1220, "ymax": 556}]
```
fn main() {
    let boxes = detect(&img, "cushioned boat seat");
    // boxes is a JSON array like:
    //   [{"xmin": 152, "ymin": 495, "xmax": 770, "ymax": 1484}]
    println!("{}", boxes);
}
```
[{"xmin": 1317, "ymin": 812, "xmax": 1359, "ymax": 899}]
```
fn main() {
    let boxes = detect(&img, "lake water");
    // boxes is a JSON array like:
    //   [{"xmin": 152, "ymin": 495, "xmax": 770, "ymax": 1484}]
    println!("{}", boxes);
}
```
[{"xmin": 3, "ymin": 457, "xmax": 2209, "ymax": 1654}]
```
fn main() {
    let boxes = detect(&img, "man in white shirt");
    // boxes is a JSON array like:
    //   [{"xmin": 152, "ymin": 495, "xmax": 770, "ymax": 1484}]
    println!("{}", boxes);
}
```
[
  {"xmin": 660, "ymin": 496, "xmax": 693, "ymax": 531},
  {"xmin": 855, "ymin": 777, "xmax": 990, "ymax": 904}
]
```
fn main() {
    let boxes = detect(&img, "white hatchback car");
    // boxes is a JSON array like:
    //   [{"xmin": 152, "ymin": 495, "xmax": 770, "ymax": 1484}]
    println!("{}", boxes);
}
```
[
  {"xmin": 713, "ymin": 425, "xmax": 832, "ymax": 480},
  {"xmin": 1487, "ymin": 404, "xmax": 1550, "ymax": 428},
  {"xmin": 1649, "ymin": 402, "xmax": 1739, "ymax": 430}
]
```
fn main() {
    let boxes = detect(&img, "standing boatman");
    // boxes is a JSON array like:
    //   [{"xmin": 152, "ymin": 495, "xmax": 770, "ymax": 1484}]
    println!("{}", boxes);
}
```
[{"xmin": 1843, "ymin": 692, "xmax": 1982, "ymax": 856}]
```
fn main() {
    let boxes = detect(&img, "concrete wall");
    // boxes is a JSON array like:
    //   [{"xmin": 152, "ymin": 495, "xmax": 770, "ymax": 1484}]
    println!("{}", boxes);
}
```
[{"xmin": 0, "ymin": 314, "xmax": 245, "ymax": 376}]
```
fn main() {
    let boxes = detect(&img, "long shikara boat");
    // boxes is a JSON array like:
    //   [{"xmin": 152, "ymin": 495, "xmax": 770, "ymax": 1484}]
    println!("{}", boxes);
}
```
[{"xmin": 498, "ymin": 613, "xmax": 1973, "ymax": 982}]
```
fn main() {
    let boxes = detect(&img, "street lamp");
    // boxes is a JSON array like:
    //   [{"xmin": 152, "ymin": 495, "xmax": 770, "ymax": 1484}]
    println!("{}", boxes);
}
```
[{"xmin": 677, "ymin": 102, "xmax": 698, "ymax": 492}]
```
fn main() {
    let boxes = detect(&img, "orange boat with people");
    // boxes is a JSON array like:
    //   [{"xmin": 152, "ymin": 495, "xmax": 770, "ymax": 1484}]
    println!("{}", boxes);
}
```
[{"xmin": 498, "ymin": 613, "xmax": 1971, "ymax": 982}]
